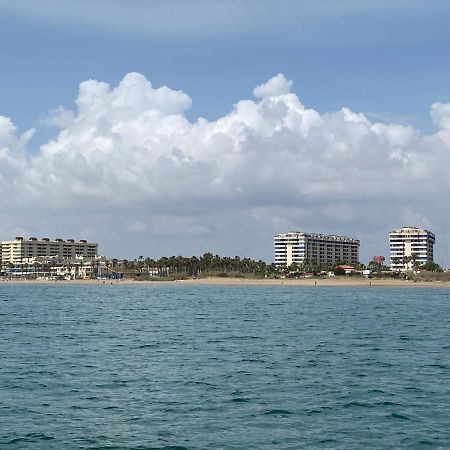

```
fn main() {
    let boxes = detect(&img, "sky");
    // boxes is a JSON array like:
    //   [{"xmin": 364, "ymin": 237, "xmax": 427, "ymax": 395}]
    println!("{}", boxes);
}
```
[{"xmin": 1, "ymin": 0, "xmax": 450, "ymax": 265}]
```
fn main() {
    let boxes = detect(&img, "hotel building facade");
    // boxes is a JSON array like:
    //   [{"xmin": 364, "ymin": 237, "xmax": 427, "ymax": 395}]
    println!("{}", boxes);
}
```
[
  {"xmin": 274, "ymin": 231, "xmax": 360, "ymax": 268},
  {"xmin": 389, "ymin": 227, "xmax": 435, "ymax": 271},
  {"xmin": 1, "ymin": 237, "xmax": 98, "ymax": 264}
]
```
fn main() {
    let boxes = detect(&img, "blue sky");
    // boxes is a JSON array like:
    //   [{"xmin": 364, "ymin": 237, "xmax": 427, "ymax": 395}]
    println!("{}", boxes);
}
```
[
  {"xmin": 1, "ymin": 0, "xmax": 450, "ymax": 264},
  {"xmin": 2, "ymin": 1, "xmax": 450, "ymax": 132}
]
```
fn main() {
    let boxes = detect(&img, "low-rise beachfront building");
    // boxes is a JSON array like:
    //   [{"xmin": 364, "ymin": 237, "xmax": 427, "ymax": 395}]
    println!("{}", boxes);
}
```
[
  {"xmin": 1, "ymin": 237, "xmax": 98, "ymax": 264},
  {"xmin": 274, "ymin": 231, "xmax": 360, "ymax": 268},
  {"xmin": 1, "ymin": 255, "xmax": 110, "ymax": 279},
  {"xmin": 389, "ymin": 227, "xmax": 435, "ymax": 271}
]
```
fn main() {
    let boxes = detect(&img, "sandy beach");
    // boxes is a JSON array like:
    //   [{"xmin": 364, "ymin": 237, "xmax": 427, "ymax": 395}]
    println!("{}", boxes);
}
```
[{"xmin": 1, "ymin": 277, "xmax": 450, "ymax": 288}]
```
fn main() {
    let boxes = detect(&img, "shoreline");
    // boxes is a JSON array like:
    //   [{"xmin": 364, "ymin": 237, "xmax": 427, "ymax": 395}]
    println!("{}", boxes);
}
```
[{"xmin": 1, "ymin": 277, "xmax": 450, "ymax": 288}]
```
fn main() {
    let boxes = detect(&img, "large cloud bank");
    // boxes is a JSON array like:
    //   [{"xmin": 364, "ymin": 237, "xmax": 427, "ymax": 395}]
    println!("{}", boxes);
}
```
[{"xmin": 1, "ymin": 72, "xmax": 449, "ymax": 262}]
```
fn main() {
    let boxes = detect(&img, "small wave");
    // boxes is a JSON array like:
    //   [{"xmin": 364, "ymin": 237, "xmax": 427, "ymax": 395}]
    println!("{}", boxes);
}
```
[
  {"xmin": 9, "ymin": 438, "xmax": 30, "ymax": 444},
  {"xmin": 9, "ymin": 433, "xmax": 55, "ymax": 444},
  {"xmin": 157, "ymin": 447, "xmax": 189, "ymax": 450},
  {"xmin": 87, "ymin": 446, "xmax": 123, "ymax": 449},
  {"xmin": 121, "ymin": 446, "xmax": 189, "ymax": 450},
  {"xmin": 380, "ymin": 401, "xmax": 403, "ymax": 407},
  {"xmin": 183, "ymin": 380, "xmax": 217, "ymax": 389},
  {"xmin": 404, "ymin": 386, "xmax": 423, "ymax": 392},
  {"xmin": 231, "ymin": 397, "xmax": 250, "ymax": 403},
  {"xmin": 417, "ymin": 440, "xmax": 435, "ymax": 446},
  {"xmin": 343, "ymin": 401, "xmax": 371, "ymax": 408},
  {"xmin": 427, "ymin": 363, "xmax": 448, "ymax": 369},
  {"xmin": 389, "ymin": 412, "xmax": 410, "ymax": 420},
  {"xmin": 306, "ymin": 408, "xmax": 328, "ymax": 415},
  {"xmin": 125, "ymin": 416, "xmax": 141, "ymax": 422},
  {"xmin": 264, "ymin": 409, "xmax": 293, "ymax": 416}
]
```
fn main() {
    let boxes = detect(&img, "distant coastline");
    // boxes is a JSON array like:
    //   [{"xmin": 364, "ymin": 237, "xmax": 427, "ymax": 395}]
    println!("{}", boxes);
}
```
[{"xmin": 1, "ymin": 277, "xmax": 450, "ymax": 288}]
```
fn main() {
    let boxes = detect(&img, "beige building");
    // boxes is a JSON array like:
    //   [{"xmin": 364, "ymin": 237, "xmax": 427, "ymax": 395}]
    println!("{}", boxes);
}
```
[
  {"xmin": 1, "ymin": 237, "xmax": 98, "ymax": 264},
  {"xmin": 389, "ymin": 227, "xmax": 435, "ymax": 271},
  {"xmin": 274, "ymin": 231, "xmax": 360, "ymax": 268}
]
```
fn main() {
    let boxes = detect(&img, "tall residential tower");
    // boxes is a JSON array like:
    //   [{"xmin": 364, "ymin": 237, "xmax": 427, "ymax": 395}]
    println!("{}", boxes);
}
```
[
  {"xmin": 389, "ymin": 227, "xmax": 435, "ymax": 271},
  {"xmin": 274, "ymin": 231, "xmax": 360, "ymax": 268}
]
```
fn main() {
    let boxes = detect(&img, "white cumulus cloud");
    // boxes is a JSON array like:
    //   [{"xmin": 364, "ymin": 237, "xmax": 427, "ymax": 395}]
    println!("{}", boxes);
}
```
[
  {"xmin": 253, "ymin": 73, "xmax": 293, "ymax": 98},
  {"xmin": 39, "ymin": 106, "xmax": 75, "ymax": 128},
  {"xmin": 1, "ymin": 72, "xmax": 450, "ymax": 264}
]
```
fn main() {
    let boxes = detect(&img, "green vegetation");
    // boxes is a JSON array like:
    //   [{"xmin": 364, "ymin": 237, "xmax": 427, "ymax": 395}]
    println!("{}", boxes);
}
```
[
  {"xmin": 118, "ymin": 253, "xmax": 275, "ymax": 280},
  {"xmin": 366, "ymin": 260, "xmax": 394, "ymax": 278},
  {"xmin": 418, "ymin": 261, "xmax": 443, "ymax": 272},
  {"xmin": 117, "ymin": 254, "xmax": 367, "ymax": 281},
  {"xmin": 114, "ymin": 253, "xmax": 448, "ymax": 282},
  {"xmin": 410, "ymin": 270, "xmax": 450, "ymax": 282}
]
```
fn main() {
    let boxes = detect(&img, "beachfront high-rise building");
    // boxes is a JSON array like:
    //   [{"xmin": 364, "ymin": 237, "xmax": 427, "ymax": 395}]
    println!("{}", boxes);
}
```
[
  {"xmin": 1, "ymin": 237, "xmax": 98, "ymax": 264},
  {"xmin": 389, "ymin": 227, "xmax": 435, "ymax": 271},
  {"xmin": 274, "ymin": 231, "xmax": 360, "ymax": 268}
]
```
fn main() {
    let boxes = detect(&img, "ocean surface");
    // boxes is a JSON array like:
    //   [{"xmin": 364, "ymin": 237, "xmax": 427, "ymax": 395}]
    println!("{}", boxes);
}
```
[{"xmin": 1, "ymin": 284, "xmax": 450, "ymax": 449}]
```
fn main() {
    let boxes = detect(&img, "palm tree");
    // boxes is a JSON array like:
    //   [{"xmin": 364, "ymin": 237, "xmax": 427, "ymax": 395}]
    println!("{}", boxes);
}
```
[
  {"xmin": 157, "ymin": 257, "xmax": 169, "ymax": 276},
  {"xmin": 200, "ymin": 252, "xmax": 214, "ymax": 273},
  {"xmin": 410, "ymin": 253, "xmax": 420, "ymax": 272},
  {"xmin": 391, "ymin": 257, "xmax": 401, "ymax": 271},
  {"xmin": 33, "ymin": 261, "xmax": 40, "ymax": 279},
  {"xmin": 189, "ymin": 256, "xmax": 200, "ymax": 277},
  {"xmin": 22, "ymin": 261, "xmax": 29, "ymax": 278}
]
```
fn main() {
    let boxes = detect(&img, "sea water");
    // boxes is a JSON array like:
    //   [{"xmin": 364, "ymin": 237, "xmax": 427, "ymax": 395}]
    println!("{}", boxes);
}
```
[{"xmin": 1, "ymin": 284, "xmax": 449, "ymax": 449}]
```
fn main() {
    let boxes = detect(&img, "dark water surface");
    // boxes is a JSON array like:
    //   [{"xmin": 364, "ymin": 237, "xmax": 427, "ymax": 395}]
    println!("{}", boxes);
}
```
[{"xmin": 1, "ymin": 284, "xmax": 450, "ymax": 449}]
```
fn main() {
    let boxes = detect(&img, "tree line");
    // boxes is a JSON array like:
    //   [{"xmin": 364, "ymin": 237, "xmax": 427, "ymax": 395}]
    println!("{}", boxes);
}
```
[
  {"xmin": 113, "ymin": 252, "xmax": 273, "ymax": 278},
  {"xmin": 113, "ymin": 252, "xmax": 444, "ymax": 279}
]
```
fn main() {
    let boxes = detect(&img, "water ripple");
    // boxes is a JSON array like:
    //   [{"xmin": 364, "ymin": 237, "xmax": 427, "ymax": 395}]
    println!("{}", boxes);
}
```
[{"xmin": 1, "ymin": 284, "xmax": 450, "ymax": 449}]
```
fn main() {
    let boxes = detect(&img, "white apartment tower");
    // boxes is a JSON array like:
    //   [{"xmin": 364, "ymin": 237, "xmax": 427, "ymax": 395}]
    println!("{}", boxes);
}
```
[
  {"xmin": 1, "ymin": 237, "xmax": 98, "ymax": 264},
  {"xmin": 274, "ymin": 231, "xmax": 360, "ymax": 268},
  {"xmin": 389, "ymin": 227, "xmax": 435, "ymax": 271}
]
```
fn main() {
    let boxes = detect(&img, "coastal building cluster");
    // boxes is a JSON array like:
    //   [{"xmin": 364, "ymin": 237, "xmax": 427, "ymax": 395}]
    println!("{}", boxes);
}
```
[
  {"xmin": 274, "ymin": 226, "xmax": 436, "ymax": 272},
  {"xmin": 0, "ymin": 226, "xmax": 439, "ymax": 280},
  {"xmin": 0, "ymin": 237, "xmax": 108, "ymax": 279}
]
